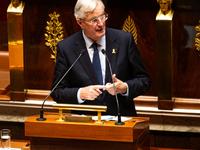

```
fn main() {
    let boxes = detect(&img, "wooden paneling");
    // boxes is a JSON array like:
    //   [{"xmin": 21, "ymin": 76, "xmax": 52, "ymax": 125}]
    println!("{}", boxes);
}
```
[
  {"xmin": 0, "ymin": 0, "xmax": 8, "ymax": 21},
  {"xmin": 0, "ymin": 21, "xmax": 8, "ymax": 51},
  {"xmin": 173, "ymin": 8, "xmax": 200, "ymax": 98},
  {"xmin": 0, "ymin": 1, "xmax": 8, "ymax": 51},
  {"xmin": 23, "ymin": 0, "xmax": 158, "ymax": 93},
  {"xmin": 23, "ymin": 0, "xmax": 78, "ymax": 90},
  {"xmin": 25, "ymin": 114, "xmax": 150, "ymax": 150},
  {"xmin": 25, "ymin": 114, "xmax": 149, "ymax": 143},
  {"xmin": 19, "ymin": 0, "xmax": 200, "ymax": 99}
]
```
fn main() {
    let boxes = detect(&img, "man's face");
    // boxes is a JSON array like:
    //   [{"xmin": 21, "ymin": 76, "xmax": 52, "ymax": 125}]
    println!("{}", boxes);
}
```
[
  {"xmin": 77, "ymin": 2, "xmax": 106, "ymax": 41},
  {"xmin": 159, "ymin": 0, "xmax": 169, "ymax": 14}
]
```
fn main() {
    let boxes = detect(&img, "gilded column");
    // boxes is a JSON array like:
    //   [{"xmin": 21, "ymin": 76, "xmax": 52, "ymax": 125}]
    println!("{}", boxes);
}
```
[
  {"xmin": 156, "ymin": 0, "xmax": 174, "ymax": 110},
  {"xmin": 7, "ymin": 0, "xmax": 25, "ymax": 101}
]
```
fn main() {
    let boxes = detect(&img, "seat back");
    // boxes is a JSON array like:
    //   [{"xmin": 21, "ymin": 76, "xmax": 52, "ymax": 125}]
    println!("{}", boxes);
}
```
[{"xmin": 0, "ymin": 51, "xmax": 9, "ymax": 71}]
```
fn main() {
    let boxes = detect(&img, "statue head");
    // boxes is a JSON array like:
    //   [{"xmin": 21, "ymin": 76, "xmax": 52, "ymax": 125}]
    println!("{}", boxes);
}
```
[
  {"xmin": 157, "ymin": 0, "xmax": 173, "ymax": 15},
  {"xmin": 11, "ymin": 0, "xmax": 22, "ymax": 8}
]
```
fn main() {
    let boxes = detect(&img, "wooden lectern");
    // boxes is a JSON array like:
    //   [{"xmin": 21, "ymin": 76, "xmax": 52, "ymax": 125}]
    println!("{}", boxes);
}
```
[{"xmin": 25, "ymin": 113, "xmax": 149, "ymax": 150}]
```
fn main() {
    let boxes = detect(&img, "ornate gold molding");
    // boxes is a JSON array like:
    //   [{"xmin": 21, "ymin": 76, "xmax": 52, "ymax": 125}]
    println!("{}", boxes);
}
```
[
  {"xmin": 195, "ymin": 20, "xmax": 200, "ymax": 52},
  {"xmin": 122, "ymin": 15, "xmax": 138, "ymax": 44},
  {"xmin": 45, "ymin": 12, "xmax": 64, "ymax": 62}
]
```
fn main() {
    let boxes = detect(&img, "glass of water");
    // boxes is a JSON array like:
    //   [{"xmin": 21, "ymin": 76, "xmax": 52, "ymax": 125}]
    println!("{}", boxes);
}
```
[{"xmin": 1, "ymin": 129, "xmax": 11, "ymax": 150}]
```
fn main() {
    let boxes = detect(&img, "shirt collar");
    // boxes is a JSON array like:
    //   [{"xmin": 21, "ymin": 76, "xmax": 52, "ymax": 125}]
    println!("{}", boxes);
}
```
[{"xmin": 82, "ymin": 30, "xmax": 105, "ymax": 49}]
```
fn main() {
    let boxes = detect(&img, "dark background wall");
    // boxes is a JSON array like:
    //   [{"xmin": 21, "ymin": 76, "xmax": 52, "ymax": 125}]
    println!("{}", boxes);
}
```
[
  {"xmin": 0, "ymin": 0, "xmax": 8, "ymax": 51},
  {"xmin": 22, "ymin": 0, "xmax": 200, "ymax": 99},
  {"xmin": 1, "ymin": 1, "xmax": 200, "ymax": 98},
  {"xmin": 0, "ymin": 0, "xmax": 8, "ymax": 21}
]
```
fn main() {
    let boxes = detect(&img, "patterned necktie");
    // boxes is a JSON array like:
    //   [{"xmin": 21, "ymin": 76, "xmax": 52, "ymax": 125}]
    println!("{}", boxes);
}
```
[{"xmin": 92, "ymin": 42, "xmax": 103, "ymax": 85}]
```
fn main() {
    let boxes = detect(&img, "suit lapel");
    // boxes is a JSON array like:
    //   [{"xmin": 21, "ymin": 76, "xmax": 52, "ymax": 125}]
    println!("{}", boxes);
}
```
[
  {"xmin": 103, "ymin": 28, "xmax": 119, "ymax": 100},
  {"xmin": 73, "ymin": 29, "xmax": 119, "ymax": 102},
  {"xmin": 105, "ymin": 28, "xmax": 119, "ymax": 84},
  {"xmin": 73, "ymin": 30, "xmax": 100, "ymax": 85}
]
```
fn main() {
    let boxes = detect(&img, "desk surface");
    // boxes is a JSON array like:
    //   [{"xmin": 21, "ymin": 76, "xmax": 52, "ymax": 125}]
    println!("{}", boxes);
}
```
[
  {"xmin": 1, "ymin": 140, "xmax": 191, "ymax": 150},
  {"xmin": 0, "ymin": 140, "xmax": 30, "ymax": 150},
  {"xmin": 6, "ymin": 127, "xmax": 191, "ymax": 150}
]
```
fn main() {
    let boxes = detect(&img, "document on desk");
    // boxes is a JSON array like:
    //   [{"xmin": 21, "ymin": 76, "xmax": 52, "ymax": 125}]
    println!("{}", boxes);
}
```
[
  {"xmin": 2, "ymin": 148, "xmax": 23, "ymax": 150},
  {"xmin": 92, "ymin": 116, "xmax": 132, "ymax": 122}
]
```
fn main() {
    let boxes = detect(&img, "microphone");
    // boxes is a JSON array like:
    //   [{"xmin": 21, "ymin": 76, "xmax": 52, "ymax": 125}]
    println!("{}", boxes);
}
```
[
  {"xmin": 101, "ymin": 49, "xmax": 125, "ymax": 125},
  {"xmin": 36, "ymin": 49, "xmax": 86, "ymax": 121}
]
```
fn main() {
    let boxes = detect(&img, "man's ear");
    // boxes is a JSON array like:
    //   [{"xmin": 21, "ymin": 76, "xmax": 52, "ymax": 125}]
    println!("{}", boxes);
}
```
[{"xmin": 77, "ymin": 19, "xmax": 84, "ymax": 29}]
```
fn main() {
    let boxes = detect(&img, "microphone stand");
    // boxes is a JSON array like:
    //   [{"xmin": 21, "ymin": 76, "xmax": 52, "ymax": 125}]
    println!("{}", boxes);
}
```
[
  {"xmin": 101, "ymin": 49, "xmax": 125, "ymax": 125},
  {"xmin": 36, "ymin": 49, "xmax": 86, "ymax": 121}
]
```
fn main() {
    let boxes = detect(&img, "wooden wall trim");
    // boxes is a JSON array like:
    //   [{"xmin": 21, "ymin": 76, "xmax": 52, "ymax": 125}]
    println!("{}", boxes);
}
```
[
  {"xmin": 1, "ymin": 94, "xmax": 200, "ymax": 133},
  {"xmin": 1, "ymin": 89, "xmax": 200, "ymax": 110},
  {"xmin": 134, "ymin": 96, "xmax": 200, "ymax": 110}
]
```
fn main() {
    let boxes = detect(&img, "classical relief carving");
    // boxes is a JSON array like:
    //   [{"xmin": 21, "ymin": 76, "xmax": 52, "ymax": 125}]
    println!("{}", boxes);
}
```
[
  {"xmin": 45, "ymin": 12, "xmax": 64, "ymax": 62},
  {"xmin": 122, "ymin": 15, "xmax": 137, "ymax": 44}
]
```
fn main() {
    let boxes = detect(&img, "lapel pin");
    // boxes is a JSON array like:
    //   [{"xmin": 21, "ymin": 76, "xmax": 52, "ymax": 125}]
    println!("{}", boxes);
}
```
[{"xmin": 112, "ymin": 49, "xmax": 117, "ymax": 54}]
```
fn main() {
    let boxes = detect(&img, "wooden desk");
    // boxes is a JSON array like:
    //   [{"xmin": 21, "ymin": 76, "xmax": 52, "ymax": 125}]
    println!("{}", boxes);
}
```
[
  {"xmin": 0, "ymin": 140, "xmax": 30, "ymax": 150},
  {"xmin": 25, "ymin": 114, "xmax": 149, "ymax": 150}
]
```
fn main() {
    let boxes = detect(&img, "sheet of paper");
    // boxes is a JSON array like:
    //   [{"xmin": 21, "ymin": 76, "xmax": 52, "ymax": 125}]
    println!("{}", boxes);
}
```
[{"xmin": 92, "ymin": 115, "xmax": 132, "ymax": 121}]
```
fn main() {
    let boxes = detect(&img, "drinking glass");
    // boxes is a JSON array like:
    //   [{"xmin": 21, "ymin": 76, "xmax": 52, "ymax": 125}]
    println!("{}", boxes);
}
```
[{"xmin": 1, "ymin": 129, "xmax": 11, "ymax": 150}]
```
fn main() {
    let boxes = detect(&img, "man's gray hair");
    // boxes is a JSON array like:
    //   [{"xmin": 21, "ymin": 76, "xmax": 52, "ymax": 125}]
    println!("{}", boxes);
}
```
[{"xmin": 74, "ymin": 0, "xmax": 105, "ymax": 20}]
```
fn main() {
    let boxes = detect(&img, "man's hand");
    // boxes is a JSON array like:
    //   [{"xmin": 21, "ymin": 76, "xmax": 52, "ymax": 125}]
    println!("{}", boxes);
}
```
[
  {"xmin": 105, "ymin": 74, "xmax": 127, "ymax": 95},
  {"xmin": 80, "ymin": 85, "xmax": 105, "ymax": 100}
]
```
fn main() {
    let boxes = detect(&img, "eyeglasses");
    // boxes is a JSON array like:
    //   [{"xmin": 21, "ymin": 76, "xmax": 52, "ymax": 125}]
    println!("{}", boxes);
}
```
[{"xmin": 83, "ymin": 13, "xmax": 108, "ymax": 25}]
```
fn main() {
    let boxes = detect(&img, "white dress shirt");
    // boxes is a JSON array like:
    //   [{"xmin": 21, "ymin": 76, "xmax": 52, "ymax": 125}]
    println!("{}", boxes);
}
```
[
  {"xmin": 82, "ymin": 30, "xmax": 106, "ymax": 84},
  {"xmin": 77, "ymin": 30, "xmax": 129, "ymax": 103},
  {"xmin": 77, "ymin": 31, "xmax": 106, "ymax": 103}
]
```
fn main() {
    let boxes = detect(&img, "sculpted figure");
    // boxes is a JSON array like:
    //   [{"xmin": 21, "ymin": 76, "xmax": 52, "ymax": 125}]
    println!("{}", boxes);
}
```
[
  {"xmin": 157, "ymin": 0, "xmax": 173, "ymax": 15},
  {"xmin": 11, "ymin": 0, "xmax": 22, "ymax": 8}
]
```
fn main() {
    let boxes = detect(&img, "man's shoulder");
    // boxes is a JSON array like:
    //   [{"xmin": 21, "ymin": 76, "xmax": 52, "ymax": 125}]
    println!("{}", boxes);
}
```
[
  {"xmin": 106, "ymin": 28, "xmax": 132, "ymax": 42},
  {"xmin": 107, "ymin": 28, "xmax": 131, "ymax": 34},
  {"xmin": 58, "ymin": 30, "xmax": 82, "ymax": 46},
  {"xmin": 106, "ymin": 28, "xmax": 132, "ymax": 37}
]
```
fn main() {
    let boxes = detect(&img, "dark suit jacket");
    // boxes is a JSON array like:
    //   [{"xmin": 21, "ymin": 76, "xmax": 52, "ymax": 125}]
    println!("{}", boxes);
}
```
[{"xmin": 51, "ymin": 28, "xmax": 151, "ymax": 116}]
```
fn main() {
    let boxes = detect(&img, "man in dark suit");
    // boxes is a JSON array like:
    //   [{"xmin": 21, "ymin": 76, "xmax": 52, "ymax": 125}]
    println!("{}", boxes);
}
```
[{"xmin": 51, "ymin": 0, "xmax": 151, "ymax": 116}]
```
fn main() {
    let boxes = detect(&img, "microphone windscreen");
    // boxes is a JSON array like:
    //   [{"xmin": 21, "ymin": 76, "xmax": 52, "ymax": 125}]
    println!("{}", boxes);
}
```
[{"xmin": 101, "ymin": 49, "xmax": 106, "ymax": 54}]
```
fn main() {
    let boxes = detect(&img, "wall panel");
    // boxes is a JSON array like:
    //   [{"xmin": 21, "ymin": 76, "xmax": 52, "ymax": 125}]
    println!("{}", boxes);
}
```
[{"xmin": 22, "ymin": 0, "xmax": 200, "ymax": 98}]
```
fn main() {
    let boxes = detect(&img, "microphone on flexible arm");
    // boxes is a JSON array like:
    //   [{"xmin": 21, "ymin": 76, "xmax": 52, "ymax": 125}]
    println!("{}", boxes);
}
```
[
  {"xmin": 36, "ymin": 49, "xmax": 86, "ymax": 121},
  {"xmin": 101, "ymin": 49, "xmax": 125, "ymax": 125}
]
